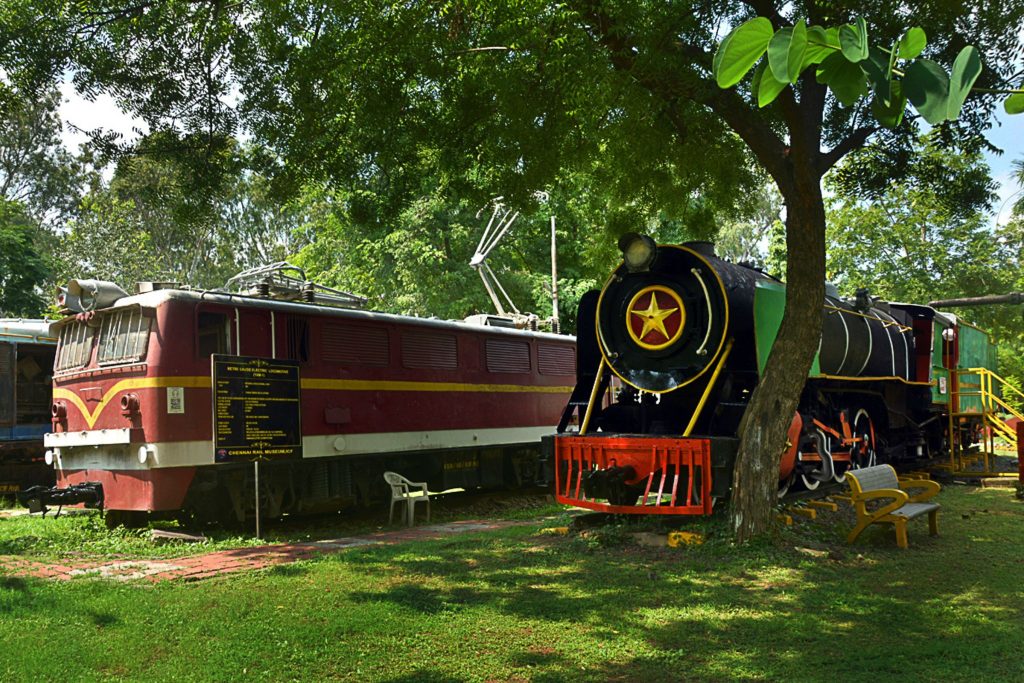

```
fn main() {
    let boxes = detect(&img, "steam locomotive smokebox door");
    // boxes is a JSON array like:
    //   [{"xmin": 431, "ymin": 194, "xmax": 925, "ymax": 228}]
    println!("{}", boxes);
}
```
[
  {"xmin": 597, "ymin": 245, "xmax": 731, "ymax": 393},
  {"xmin": 212, "ymin": 355, "xmax": 303, "ymax": 462}
]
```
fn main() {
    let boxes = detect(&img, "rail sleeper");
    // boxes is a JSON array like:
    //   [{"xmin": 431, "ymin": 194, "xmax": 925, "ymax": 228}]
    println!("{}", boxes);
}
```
[{"xmin": 846, "ymin": 464, "xmax": 940, "ymax": 549}]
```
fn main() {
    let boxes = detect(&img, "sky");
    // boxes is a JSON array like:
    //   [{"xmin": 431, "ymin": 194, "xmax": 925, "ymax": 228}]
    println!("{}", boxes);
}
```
[
  {"xmin": 986, "ymin": 109, "xmax": 1023, "ymax": 226},
  {"xmin": 58, "ymin": 77, "xmax": 1023, "ymax": 224}
]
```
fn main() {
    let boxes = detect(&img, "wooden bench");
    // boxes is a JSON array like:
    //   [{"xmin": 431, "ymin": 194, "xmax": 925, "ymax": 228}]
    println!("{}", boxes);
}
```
[{"xmin": 846, "ymin": 464, "xmax": 940, "ymax": 549}]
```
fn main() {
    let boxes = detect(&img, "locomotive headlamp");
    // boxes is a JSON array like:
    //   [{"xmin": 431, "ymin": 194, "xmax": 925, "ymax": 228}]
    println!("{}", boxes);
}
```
[{"xmin": 618, "ymin": 233, "xmax": 657, "ymax": 272}]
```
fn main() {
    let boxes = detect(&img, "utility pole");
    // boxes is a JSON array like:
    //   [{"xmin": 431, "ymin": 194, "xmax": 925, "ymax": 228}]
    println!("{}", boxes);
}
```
[{"xmin": 550, "ymin": 215, "xmax": 559, "ymax": 334}]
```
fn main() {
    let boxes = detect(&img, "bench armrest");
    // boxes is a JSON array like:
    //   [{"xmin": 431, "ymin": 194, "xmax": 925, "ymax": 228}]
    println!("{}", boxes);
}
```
[
  {"xmin": 898, "ymin": 479, "xmax": 940, "ymax": 503},
  {"xmin": 851, "ymin": 488, "xmax": 909, "ymax": 522}
]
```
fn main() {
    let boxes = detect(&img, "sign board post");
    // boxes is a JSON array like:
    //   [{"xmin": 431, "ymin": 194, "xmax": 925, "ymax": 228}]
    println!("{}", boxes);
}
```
[{"xmin": 212, "ymin": 355, "xmax": 302, "ymax": 538}]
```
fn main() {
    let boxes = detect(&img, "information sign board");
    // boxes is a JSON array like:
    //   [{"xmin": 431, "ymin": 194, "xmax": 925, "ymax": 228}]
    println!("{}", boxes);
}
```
[{"xmin": 212, "ymin": 355, "xmax": 302, "ymax": 462}]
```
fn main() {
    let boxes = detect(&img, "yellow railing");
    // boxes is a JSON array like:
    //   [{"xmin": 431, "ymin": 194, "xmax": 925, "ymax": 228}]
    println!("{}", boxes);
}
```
[{"xmin": 948, "ymin": 367, "xmax": 1022, "ymax": 476}]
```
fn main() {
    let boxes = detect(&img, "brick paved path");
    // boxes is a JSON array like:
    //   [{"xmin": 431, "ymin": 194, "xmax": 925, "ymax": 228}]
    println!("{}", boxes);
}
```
[{"xmin": 0, "ymin": 520, "xmax": 530, "ymax": 583}]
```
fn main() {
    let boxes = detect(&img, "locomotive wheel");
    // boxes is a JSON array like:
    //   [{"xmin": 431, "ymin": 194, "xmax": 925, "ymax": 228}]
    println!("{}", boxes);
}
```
[
  {"xmin": 777, "ymin": 473, "xmax": 795, "ymax": 498},
  {"xmin": 799, "ymin": 429, "xmax": 834, "ymax": 491},
  {"xmin": 851, "ymin": 409, "xmax": 877, "ymax": 470},
  {"xmin": 833, "ymin": 430, "xmax": 849, "ymax": 484}
]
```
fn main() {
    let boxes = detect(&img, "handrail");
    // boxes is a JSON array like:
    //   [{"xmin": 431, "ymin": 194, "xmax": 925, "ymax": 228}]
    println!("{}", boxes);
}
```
[
  {"xmin": 946, "ymin": 366, "xmax": 1024, "ymax": 473},
  {"xmin": 958, "ymin": 367, "xmax": 1024, "ymax": 403},
  {"xmin": 985, "ymin": 392, "xmax": 1024, "ymax": 423}
]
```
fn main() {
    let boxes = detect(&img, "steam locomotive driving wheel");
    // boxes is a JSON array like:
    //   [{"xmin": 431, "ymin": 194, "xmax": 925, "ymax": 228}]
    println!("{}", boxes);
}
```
[{"xmin": 851, "ymin": 408, "xmax": 877, "ymax": 470}]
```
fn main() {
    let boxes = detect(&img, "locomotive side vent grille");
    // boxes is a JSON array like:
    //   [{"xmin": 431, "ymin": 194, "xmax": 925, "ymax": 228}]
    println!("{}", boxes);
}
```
[
  {"xmin": 486, "ymin": 339, "xmax": 531, "ymax": 373},
  {"xmin": 402, "ymin": 332, "xmax": 458, "ymax": 370},
  {"xmin": 538, "ymin": 343, "xmax": 576, "ymax": 375},
  {"xmin": 286, "ymin": 319, "xmax": 310, "ymax": 362},
  {"xmin": 322, "ymin": 323, "xmax": 389, "ymax": 366}
]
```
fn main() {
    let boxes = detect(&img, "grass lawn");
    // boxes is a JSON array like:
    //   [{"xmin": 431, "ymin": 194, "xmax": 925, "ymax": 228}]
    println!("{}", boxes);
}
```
[
  {"xmin": 0, "ymin": 492, "xmax": 560, "ymax": 560},
  {"xmin": 1, "ymin": 484, "xmax": 1023, "ymax": 682}
]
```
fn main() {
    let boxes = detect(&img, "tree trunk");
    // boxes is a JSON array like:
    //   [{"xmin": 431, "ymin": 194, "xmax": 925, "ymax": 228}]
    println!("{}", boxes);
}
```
[{"xmin": 729, "ymin": 163, "xmax": 826, "ymax": 542}]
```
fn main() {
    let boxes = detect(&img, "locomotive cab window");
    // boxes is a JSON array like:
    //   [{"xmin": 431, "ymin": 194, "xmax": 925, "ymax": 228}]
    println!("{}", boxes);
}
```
[
  {"xmin": 197, "ymin": 312, "xmax": 230, "ymax": 357},
  {"xmin": 55, "ymin": 321, "xmax": 96, "ymax": 372},
  {"xmin": 97, "ymin": 308, "xmax": 152, "ymax": 365}
]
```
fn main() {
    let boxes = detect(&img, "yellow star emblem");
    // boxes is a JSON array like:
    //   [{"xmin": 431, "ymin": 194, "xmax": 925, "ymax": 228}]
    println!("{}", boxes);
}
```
[
  {"xmin": 632, "ymin": 296, "xmax": 678, "ymax": 341},
  {"xmin": 625, "ymin": 285, "xmax": 686, "ymax": 350}
]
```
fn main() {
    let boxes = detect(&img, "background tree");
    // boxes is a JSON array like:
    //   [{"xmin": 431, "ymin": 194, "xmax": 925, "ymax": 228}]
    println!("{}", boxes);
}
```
[
  {"xmin": 0, "ymin": 85, "xmax": 84, "ymax": 224},
  {"xmin": 0, "ymin": 84, "xmax": 80, "ymax": 316},
  {"xmin": 54, "ymin": 139, "xmax": 298, "ymax": 288},
  {"xmin": 0, "ymin": 199, "xmax": 50, "ymax": 316}
]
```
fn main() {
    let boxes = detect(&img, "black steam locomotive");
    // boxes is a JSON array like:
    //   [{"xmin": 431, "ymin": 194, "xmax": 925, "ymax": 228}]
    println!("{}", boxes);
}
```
[{"xmin": 550, "ymin": 235, "xmax": 993, "ymax": 514}]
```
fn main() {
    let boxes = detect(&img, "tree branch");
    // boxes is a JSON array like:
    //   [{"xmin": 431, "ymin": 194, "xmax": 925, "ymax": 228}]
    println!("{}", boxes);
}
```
[
  {"xmin": 574, "ymin": 0, "xmax": 793, "ymax": 192},
  {"xmin": 820, "ymin": 125, "xmax": 878, "ymax": 173},
  {"xmin": 740, "ymin": 0, "xmax": 786, "ymax": 27}
]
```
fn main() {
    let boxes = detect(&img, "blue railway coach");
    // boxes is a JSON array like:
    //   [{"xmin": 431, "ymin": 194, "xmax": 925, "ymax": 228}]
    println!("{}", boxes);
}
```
[{"xmin": 0, "ymin": 319, "xmax": 56, "ymax": 493}]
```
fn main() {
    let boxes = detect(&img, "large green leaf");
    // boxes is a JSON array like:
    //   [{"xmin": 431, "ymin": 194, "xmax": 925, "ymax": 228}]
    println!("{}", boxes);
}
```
[
  {"xmin": 861, "ymin": 46, "xmax": 893, "ymax": 104},
  {"xmin": 903, "ymin": 58, "xmax": 950, "ymax": 124},
  {"xmin": 768, "ymin": 20, "xmax": 808, "ymax": 84},
  {"xmin": 802, "ymin": 25, "xmax": 836, "ymax": 68},
  {"xmin": 946, "ymin": 45, "xmax": 982, "ymax": 119},
  {"xmin": 897, "ymin": 27, "xmax": 927, "ymax": 59},
  {"xmin": 839, "ymin": 18, "xmax": 869, "ymax": 63},
  {"xmin": 1006, "ymin": 92, "xmax": 1024, "ymax": 115},
  {"xmin": 872, "ymin": 81, "xmax": 906, "ymax": 128},
  {"xmin": 798, "ymin": 26, "xmax": 839, "ymax": 71},
  {"xmin": 816, "ymin": 52, "xmax": 868, "ymax": 106},
  {"xmin": 714, "ymin": 17, "xmax": 775, "ymax": 88},
  {"xmin": 752, "ymin": 60, "xmax": 789, "ymax": 107}
]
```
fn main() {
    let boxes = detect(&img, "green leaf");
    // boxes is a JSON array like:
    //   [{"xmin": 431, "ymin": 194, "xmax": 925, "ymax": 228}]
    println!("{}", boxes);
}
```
[
  {"xmin": 839, "ymin": 18, "xmax": 869, "ymax": 63},
  {"xmin": 1005, "ymin": 92, "xmax": 1024, "ymax": 115},
  {"xmin": 946, "ymin": 45, "xmax": 982, "ymax": 119},
  {"xmin": 861, "ymin": 46, "xmax": 892, "ymax": 104},
  {"xmin": 752, "ymin": 60, "xmax": 789, "ymax": 107},
  {"xmin": 802, "ymin": 25, "xmax": 835, "ymax": 68},
  {"xmin": 816, "ymin": 52, "xmax": 868, "ymax": 106},
  {"xmin": 714, "ymin": 17, "xmax": 775, "ymax": 88},
  {"xmin": 872, "ymin": 81, "xmax": 906, "ymax": 128},
  {"xmin": 897, "ymin": 27, "xmax": 927, "ymax": 59},
  {"xmin": 767, "ymin": 20, "xmax": 808, "ymax": 84},
  {"xmin": 903, "ymin": 58, "xmax": 950, "ymax": 124}
]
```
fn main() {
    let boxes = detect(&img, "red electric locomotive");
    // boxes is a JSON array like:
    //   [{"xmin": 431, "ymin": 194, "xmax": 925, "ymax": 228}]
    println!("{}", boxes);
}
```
[{"xmin": 26, "ymin": 266, "xmax": 575, "ymax": 525}]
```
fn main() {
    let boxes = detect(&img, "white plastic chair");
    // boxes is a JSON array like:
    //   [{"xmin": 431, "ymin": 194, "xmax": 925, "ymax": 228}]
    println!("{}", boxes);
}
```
[{"xmin": 383, "ymin": 471, "xmax": 431, "ymax": 526}]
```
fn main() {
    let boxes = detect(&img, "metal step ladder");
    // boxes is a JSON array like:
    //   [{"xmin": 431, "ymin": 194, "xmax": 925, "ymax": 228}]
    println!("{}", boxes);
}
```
[{"xmin": 946, "ymin": 367, "xmax": 1024, "ymax": 477}]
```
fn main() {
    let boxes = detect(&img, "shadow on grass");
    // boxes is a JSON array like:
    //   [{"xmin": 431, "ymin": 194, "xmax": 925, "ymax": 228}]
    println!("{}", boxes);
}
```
[
  {"xmin": 87, "ymin": 610, "xmax": 120, "ymax": 628},
  {"xmin": 265, "ymin": 563, "xmax": 310, "ymax": 578},
  {"xmin": 0, "ymin": 575, "xmax": 44, "ymax": 615},
  {"xmin": 382, "ymin": 672, "xmax": 465, "ymax": 683},
  {"xmin": 324, "ymin": 488, "xmax": 1024, "ymax": 680}
]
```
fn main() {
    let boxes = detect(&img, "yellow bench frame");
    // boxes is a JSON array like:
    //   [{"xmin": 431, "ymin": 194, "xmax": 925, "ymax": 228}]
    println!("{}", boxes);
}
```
[{"xmin": 846, "ymin": 465, "xmax": 941, "ymax": 549}]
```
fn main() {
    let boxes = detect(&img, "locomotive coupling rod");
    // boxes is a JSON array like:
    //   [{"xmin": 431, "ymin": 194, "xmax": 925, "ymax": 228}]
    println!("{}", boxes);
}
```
[{"xmin": 929, "ymin": 292, "xmax": 1024, "ymax": 308}]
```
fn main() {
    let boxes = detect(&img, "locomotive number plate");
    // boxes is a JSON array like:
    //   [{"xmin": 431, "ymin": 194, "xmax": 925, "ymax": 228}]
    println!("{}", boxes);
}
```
[{"xmin": 212, "ymin": 355, "xmax": 302, "ymax": 462}]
